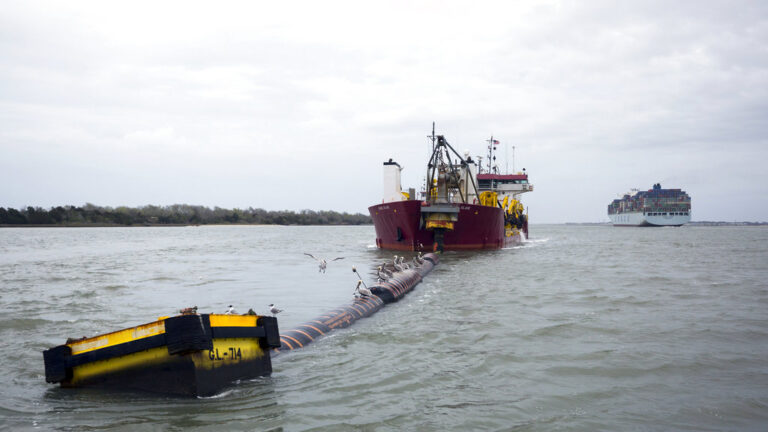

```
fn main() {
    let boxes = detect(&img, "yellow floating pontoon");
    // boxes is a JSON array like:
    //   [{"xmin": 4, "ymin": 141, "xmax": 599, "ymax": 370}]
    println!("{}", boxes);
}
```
[{"xmin": 43, "ymin": 313, "xmax": 280, "ymax": 397}]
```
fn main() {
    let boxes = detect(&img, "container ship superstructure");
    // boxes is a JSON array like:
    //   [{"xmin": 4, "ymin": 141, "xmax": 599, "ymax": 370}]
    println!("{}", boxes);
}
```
[
  {"xmin": 369, "ymin": 128, "xmax": 533, "ymax": 251},
  {"xmin": 608, "ymin": 183, "xmax": 691, "ymax": 227}
]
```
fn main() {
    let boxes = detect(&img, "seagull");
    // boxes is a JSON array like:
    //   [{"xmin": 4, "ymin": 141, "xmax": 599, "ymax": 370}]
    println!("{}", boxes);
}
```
[
  {"xmin": 355, "ymin": 280, "xmax": 373, "ymax": 297},
  {"xmin": 225, "ymin": 305, "xmax": 236, "ymax": 315},
  {"xmin": 269, "ymin": 303, "xmax": 283, "ymax": 316},
  {"xmin": 304, "ymin": 253, "xmax": 344, "ymax": 273}
]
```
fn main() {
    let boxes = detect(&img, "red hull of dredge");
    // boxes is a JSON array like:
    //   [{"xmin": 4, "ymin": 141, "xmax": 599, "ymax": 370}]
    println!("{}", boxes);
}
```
[{"xmin": 369, "ymin": 200, "xmax": 522, "ymax": 251}]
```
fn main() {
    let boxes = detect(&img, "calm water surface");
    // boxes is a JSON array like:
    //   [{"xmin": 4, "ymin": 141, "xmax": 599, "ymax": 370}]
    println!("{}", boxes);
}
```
[{"xmin": 1, "ymin": 225, "xmax": 767, "ymax": 431}]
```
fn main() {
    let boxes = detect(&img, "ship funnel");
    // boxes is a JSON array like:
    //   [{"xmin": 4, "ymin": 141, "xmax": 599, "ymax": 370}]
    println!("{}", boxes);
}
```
[
  {"xmin": 382, "ymin": 159, "xmax": 404, "ymax": 202},
  {"xmin": 461, "ymin": 157, "xmax": 478, "ymax": 203}
]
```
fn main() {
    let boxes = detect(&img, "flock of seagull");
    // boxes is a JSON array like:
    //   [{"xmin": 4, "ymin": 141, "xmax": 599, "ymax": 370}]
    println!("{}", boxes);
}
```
[
  {"xmin": 222, "ymin": 303, "xmax": 282, "ymax": 316},
  {"xmin": 212, "ymin": 253, "xmax": 426, "ymax": 318}
]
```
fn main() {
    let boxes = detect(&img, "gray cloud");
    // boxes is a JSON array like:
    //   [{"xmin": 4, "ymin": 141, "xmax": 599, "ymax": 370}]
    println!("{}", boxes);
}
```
[{"xmin": 1, "ymin": 1, "xmax": 767, "ymax": 222}]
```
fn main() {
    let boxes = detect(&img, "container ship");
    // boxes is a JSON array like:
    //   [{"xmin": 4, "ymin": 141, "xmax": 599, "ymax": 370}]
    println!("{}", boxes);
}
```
[
  {"xmin": 608, "ymin": 183, "xmax": 691, "ymax": 227},
  {"xmin": 369, "ymin": 127, "xmax": 533, "ymax": 252}
]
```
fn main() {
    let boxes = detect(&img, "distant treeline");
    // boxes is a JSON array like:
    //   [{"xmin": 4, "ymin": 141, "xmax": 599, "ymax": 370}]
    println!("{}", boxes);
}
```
[{"xmin": 0, "ymin": 204, "xmax": 372, "ymax": 226}]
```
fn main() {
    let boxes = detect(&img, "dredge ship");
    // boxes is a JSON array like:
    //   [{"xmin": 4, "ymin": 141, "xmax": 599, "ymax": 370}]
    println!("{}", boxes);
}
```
[
  {"xmin": 608, "ymin": 183, "xmax": 691, "ymax": 227},
  {"xmin": 369, "ymin": 127, "xmax": 533, "ymax": 251}
]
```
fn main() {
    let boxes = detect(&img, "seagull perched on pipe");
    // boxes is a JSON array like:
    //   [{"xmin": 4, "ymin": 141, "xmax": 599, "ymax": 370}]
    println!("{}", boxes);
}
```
[
  {"xmin": 355, "ymin": 280, "xmax": 373, "ymax": 298},
  {"xmin": 225, "ymin": 305, "xmax": 236, "ymax": 315},
  {"xmin": 269, "ymin": 303, "xmax": 283, "ymax": 316},
  {"xmin": 304, "ymin": 253, "xmax": 344, "ymax": 273}
]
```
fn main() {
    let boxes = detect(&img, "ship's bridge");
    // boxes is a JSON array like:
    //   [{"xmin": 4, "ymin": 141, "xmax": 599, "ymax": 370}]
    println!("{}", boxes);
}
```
[{"xmin": 476, "ymin": 173, "xmax": 533, "ymax": 195}]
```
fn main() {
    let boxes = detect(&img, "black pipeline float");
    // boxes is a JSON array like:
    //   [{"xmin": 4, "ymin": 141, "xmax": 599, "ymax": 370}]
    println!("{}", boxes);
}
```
[
  {"xmin": 43, "ymin": 313, "xmax": 280, "ymax": 397},
  {"xmin": 275, "ymin": 253, "xmax": 438, "ymax": 353}
]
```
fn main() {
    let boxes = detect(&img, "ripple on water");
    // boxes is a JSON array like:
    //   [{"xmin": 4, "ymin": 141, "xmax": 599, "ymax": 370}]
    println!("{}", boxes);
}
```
[{"xmin": 1, "ymin": 225, "xmax": 768, "ymax": 430}]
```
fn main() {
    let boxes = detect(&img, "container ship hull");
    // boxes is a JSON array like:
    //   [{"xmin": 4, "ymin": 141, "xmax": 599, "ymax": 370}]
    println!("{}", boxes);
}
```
[
  {"xmin": 609, "ymin": 211, "xmax": 690, "ymax": 227},
  {"xmin": 369, "ymin": 200, "xmax": 523, "ymax": 251}
]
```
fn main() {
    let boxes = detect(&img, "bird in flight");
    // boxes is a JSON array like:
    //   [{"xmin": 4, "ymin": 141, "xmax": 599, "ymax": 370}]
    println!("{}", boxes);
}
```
[{"xmin": 304, "ymin": 253, "xmax": 344, "ymax": 273}]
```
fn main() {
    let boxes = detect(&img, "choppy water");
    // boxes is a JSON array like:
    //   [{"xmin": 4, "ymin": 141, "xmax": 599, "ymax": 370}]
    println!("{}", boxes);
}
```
[{"xmin": 1, "ymin": 225, "xmax": 767, "ymax": 431}]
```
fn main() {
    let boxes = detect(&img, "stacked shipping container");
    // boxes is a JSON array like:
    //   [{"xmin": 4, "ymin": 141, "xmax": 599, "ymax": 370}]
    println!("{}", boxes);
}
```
[{"xmin": 608, "ymin": 185, "xmax": 691, "ymax": 215}]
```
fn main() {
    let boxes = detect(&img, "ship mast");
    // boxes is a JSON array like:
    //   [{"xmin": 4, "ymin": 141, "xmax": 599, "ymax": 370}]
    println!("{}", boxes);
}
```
[
  {"xmin": 486, "ymin": 136, "xmax": 498, "ymax": 174},
  {"xmin": 428, "ymin": 121, "xmax": 436, "ymax": 152},
  {"xmin": 425, "ymin": 122, "xmax": 437, "ymax": 198}
]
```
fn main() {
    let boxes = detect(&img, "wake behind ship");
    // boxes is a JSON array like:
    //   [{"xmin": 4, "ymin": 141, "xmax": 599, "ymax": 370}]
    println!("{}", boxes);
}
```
[
  {"xmin": 608, "ymin": 183, "xmax": 691, "ymax": 227},
  {"xmin": 369, "ymin": 129, "xmax": 533, "ymax": 251}
]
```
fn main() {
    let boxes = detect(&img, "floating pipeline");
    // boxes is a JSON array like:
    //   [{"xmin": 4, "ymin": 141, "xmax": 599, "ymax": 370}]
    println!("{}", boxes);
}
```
[
  {"xmin": 41, "ymin": 254, "xmax": 439, "ymax": 396},
  {"xmin": 43, "ymin": 313, "xmax": 281, "ymax": 397},
  {"xmin": 275, "ymin": 253, "xmax": 439, "ymax": 353}
]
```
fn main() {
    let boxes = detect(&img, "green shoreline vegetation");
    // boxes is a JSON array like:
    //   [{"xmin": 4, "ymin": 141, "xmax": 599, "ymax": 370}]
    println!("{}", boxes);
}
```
[{"xmin": 0, "ymin": 204, "xmax": 372, "ymax": 227}]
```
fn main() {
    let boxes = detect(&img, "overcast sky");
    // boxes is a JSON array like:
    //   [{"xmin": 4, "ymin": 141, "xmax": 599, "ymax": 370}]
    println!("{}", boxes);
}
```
[{"xmin": 2, "ymin": 1, "xmax": 766, "ymax": 222}]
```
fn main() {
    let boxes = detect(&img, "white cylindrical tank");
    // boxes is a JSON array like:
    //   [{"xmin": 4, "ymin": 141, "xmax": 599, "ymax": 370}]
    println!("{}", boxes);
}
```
[
  {"xmin": 382, "ymin": 159, "xmax": 403, "ymax": 203},
  {"xmin": 461, "ymin": 159, "xmax": 478, "ymax": 203}
]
